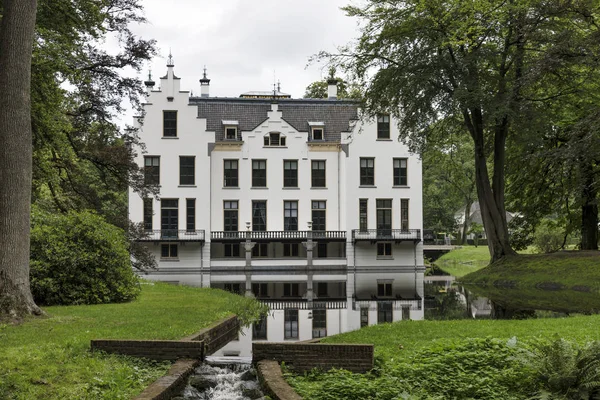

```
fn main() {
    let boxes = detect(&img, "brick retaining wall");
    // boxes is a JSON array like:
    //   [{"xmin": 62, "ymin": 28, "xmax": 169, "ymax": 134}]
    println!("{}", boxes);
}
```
[
  {"xmin": 90, "ymin": 339, "xmax": 204, "ymax": 360},
  {"xmin": 256, "ymin": 360, "xmax": 302, "ymax": 400},
  {"xmin": 181, "ymin": 315, "xmax": 239, "ymax": 355},
  {"xmin": 253, "ymin": 342, "xmax": 374, "ymax": 373},
  {"xmin": 134, "ymin": 359, "xmax": 200, "ymax": 400}
]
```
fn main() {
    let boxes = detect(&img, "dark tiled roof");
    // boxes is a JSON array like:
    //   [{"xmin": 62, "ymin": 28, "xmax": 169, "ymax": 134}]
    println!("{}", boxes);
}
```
[{"xmin": 191, "ymin": 98, "xmax": 358, "ymax": 141}]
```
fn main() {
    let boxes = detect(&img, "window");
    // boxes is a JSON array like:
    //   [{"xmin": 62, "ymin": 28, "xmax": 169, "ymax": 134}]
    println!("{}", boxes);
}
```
[
  {"xmin": 252, "ymin": 201, "xmax": 267, "ymax": 231},
  {"xmin": 359, "ymin": 199, "xmax": 368, "ymax": 232},
  {"xmin": 161, "ymin": 243, "xmax": 178, "ymax": 259},
  {"xmin": 317, "ymin": 242, "xmax": 328, "ymax": 258},
  {"xmin": 377, "ymin": 282, "xmax": 393, "ymax": 297},
  {"xmin": 224, "ymin": 283, "xmax": 241, "ymax": 294},
  {"xmin": 283, "ymin": 283, "xmax": 300, "ymax": 297},
  {"xmin": 377, "ymin": 242, "xmax": 392, "ymax": 258},
  {"xmin": 401, "ymin": 199, "xmax": 409, "ymax": 231},
  {"xmin": 377, "ymin": 114, "xmax": 390, "ymax": 139},
  {"xmin": 252, "ymin": 160, "xmax": 267, "ymax": 187},
  {"xmin": 312, "ymin": 309, "xmax": 327, "ymax": 338},
  {"xmin": 264, "ymin": 132, "xmax": 286, "ymax": 146},
  {"xmin": 144, "ymin": 156, "xmax": 160, "ymax": 185},
  {"xmin": 283, "ymin": 160, "xmax": 298, "ymax": 187},
  {"xmin": 225, "ymin": 126, "xmax": 238, "ymax": 140},
  {"xmin": 376, "ymin": 199, "xmax": 392, "ymax": 235},
  {"xmin": 312, "ymin": 201, "xmax": 326, "ymax": 231},
  {"xmin": 252, "ymin": 243, "xmax": 269, "ymax": 257},
  {"xmin": 223, "ymin": 201, "xmax": 238, "ymax": 231},
  {"xmin": 143, "ymin": 198, "xmax": 152, "ymax": 231},
  {"xmin": 284, "ymin": 309, "xmax": 299, "ymax": 339},
  {"xmin": 393, "ymin": 158, "xmax": 408, "ymax": 186},
  {"xmin": 284, "ymin": 201, "xmax": 298, "ymax": 231},
  {"xmin": 161, "ymin": 199, "xmax": 178, "ymax": 239},
  {"xmin": 224, "ymin": 243, "xmax": 240, "ymax": 257},
  {"xmin": 317, "ymin": 282, "xmax": 328, "ymax": 297},
  {"xmin": 360, "ymin": 308, "xmax": 369, "ymax": 328},
  {"xmin": 179, "ymin": 156, "xmax": 195, "ymax": 185},
  {"xmin": 378, "ymin": 302, "xmax": 393, "ymax": 324},
  {"xmin": 186, "ymin": 199, "xmax": 195, "ymax": 232},
  {"xmin": 252, "ymin": 283, "xmax": 269, "ymax": 297},
  {"xmin": 311, "ymin": 127, "xmax": 324, "ymax": 141},
  {"xmin": 163, "ymin": 111, "xmax": 177, "ymax": 137},
  {"xmin": 224, "ymin": 159, "xmax": 238, "ymax": 187},
  {"xmin": 253, "ymin": 314, "xmax": 268, "ymax": 340},
  {"xmin": 283, "ymin": 243, "xmax": 299, "ymax": 257},
  {"xmin": 311, "ymin": 160, "xmax": 326, "ymax": 187},
  {"xmin": 360, "ymin": 158, "xmax": 375, "ymax": 186}
]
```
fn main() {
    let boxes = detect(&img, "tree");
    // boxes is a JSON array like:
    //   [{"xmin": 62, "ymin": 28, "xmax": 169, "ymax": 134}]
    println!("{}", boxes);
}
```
[
  {"xmin": 0, "ymin": 0, "xmax": 42, "ymax": 319},
  {"xmin": 304, "ymin": 68, "xmax": 361, "ymax": 99},
  {"xmin": 319, "ymin": 0, "xmax": 600, "ymax": 262}
]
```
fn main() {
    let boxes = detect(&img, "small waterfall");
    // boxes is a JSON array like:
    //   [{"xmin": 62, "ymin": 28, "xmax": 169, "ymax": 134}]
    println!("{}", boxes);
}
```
[{"xmin": 180, "ymin": 358, "xmax": 264, "ymax": 400}]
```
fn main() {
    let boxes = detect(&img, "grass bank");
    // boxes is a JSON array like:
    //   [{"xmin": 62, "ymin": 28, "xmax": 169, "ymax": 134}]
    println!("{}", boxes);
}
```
[
  {"xmin": 0, "ymin": 281, "xmax": 264, "ymax": 399},
  {"xmin": 433, "ymin": 245, "xmax": 491, "ymax": 277},
  {"xmin": 287, "ymin": 315, "xmax": 600, "ymax": 399}
]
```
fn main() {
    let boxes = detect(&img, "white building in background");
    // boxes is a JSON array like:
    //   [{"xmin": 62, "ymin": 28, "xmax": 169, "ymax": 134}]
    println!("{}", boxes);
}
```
[{"xmin": 129, "ymin": 57, "xmax": 425, "ymax": 356}]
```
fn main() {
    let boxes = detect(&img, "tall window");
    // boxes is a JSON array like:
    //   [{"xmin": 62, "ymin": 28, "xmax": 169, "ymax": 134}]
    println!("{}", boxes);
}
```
[
  {"xmin": 163, "ymin": 111, "xmax": 177, "ymax": 137},
  {"xmin": 317, "ymin": 242, "xmax": 328, "ymax": 258},
  {"xmin": 252, "ymin": 243, "xmax": 268, "ymax": 257},
  {"xmin": 284, "ymin": 201, "xmax": 298, "ymax": 231},
  {"xmin": 284, "ymin": 283, "xmax": 300, "ymax": 297},
  {"xmin": 283, "ymin": 160, "xmax": 298, "ymax": 187},
  {"xmin": 360, "ymin": 308, "xmax": 369, "ymax": 328},
  {"xmin": 252, "ymin": 160, "xmax": 267, "ymax": 187},
  {"xmin": 360, "ymin": 158, "xmax": 375, "ymax": 186},
  {"xmin": 377, "ymin": 242, "xmax": 392, "ymax": 258},
  {"xmin": 378, "ymin": 282, "xmax": 393, "ymax": 296},
  {"xmin": 284, "ymin": 309, "xmax": 299, "ymax": 339},
  {"xmin": 378, "ymin": 302, "xmax": 393, "ymax": 324},
  {"xmin": 223, "ymin": 200, "xmax": 238, "ymax": 231},
  {"xmin": 359, "ymin": 199, "xmax": 368, "ymax": 231},
  {"xmin": 311, "ymin": 160, "xmax": 326, "ymax": 187},
  {"xmin": 186, "ymin": 199, "xmax": 195, "ymax": 232},
  {"xmin": 312, "ymin": 201, "xmax": 326, "ymax": 231},
  {"xmin": 144, "ymin": 156, "xmax": 160, "ymax": 185},
  {"xmin": 283, "ymin": 243, "xmax": 299, "ymax": 257},
  {"xmin": 143, "ymin": 198, "xmax": 152, "ymax": 231},
  {"xmin": 393, "ymin": 158, "xmax": 408, "ymax": 186},
  {"xmin": 161, "ymin": 243, "xmax": 178, "ymax": 259},
  {"xmin": 224, "ymin": 243, "xmax": 240, "ymax": 257},
  {"xmin": 252, "ymin": 201, "xmax": 267, "ymax": 231},
  {"xmin": 160, "ymin": 199, "xmax": 178, "ymax": 239},
  {"xmin": 179, "ymin": 156, "xmax": 195, "ymax": 185},
  {"xmin": 312, "ymin": 309, "xmax": 327, "ymax": 338},
  {"xmin": 224, "ymin": 283, "xmax": 241, "ymax": 294},
  {"xmin": 377, "ymin": 114, "xmax": 390, "ymax": 139},
  {"xmin": 253, "ymin": 315, "xmax": 268, "ymax": 340},
  {"xmin": 224, "ymin": 159, "xmax": 238, "ymax": 187},
  {"xmin": 376, "ymin": 199, "xmax": 392, "ymax": 234},
  {"xmin": 252, "ymin": 283, "xmax": 268, "ymax": 297},
  {"xmin": 264, "ymin": 132, "xmax": 286, "ymax": 146},
  {"xmin": 401, "ymin": 199, "xmax": 409, "ymax": 231},
  {"xmin": 317, "ymin": 282, "xmax": 328, "ymax": 297}
]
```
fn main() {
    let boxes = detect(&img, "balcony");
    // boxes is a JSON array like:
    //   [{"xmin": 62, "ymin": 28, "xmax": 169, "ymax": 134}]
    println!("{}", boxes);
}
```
[
  {"xmin": 139, "ymin": 229, "xmax": 205, "ymax": 242},
  {"xmin": 352, "ymin": 229, "xmax": 421, "ymax": 243},
  {"xmin": 259, "ymin": 298, "xmax": 348, "ymax": 310},
  {"xmin": 211, "ymin": 230, "xmax": 346, "ymax": 242},
  {"xmin": 352, "ymin": 296, "xmax": 422, "ymax": 311}
]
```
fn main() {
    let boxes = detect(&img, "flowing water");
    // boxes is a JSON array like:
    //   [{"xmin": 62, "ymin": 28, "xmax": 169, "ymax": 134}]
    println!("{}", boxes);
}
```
[{"xmin": 179, "ymin": 357, "xmax": 264, "ymax": 400}]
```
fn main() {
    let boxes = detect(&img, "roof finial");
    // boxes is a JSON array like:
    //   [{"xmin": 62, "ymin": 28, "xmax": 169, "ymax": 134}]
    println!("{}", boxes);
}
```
[
  {"xmin": 167, "ymin": 49, "xmax": 174, "ymax": 67},
  {"xmin": 277, "ymin": 80, "xmax": 281, "ymax": 93},
  {"xmin": 203, "ymin": 65, "xmax": 207, "ymax": 80},
  {"xmin": 144, "ymin": 67, "xmax": 155, "ymax": 88}
]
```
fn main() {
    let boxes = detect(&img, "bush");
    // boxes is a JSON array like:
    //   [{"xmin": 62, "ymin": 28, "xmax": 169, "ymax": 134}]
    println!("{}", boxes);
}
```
[
  {"xmin": 534, "ymin": 224, "xmax": 564, "ymax": 254},
  {"xmin": 30, "ymin": 208, "xmax": 140, "ymax": 305}
]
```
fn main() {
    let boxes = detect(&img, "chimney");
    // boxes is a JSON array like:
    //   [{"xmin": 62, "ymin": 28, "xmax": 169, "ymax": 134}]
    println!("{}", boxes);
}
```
[
  {"xmin": 327, "ymin": 77, "xmax": 338, "ymax": 99},
  {"xmin": 200, "ymin": 65, "xmax": 210, "ymax": 97},
  {"xmin": 143, "ymin": 70, "xmax": 155, "ymax": 95}
]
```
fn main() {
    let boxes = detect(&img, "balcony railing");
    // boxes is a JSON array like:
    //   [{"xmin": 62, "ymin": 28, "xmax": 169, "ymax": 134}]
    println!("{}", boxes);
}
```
[
  {"xmin": 352, "ymin": 229, "xmax": 421, "ymax": 242},
  {"xmin": 139, "ymin": 229, "xmax": 205, "ymax": 242},
  {"xmin": 259, "ymin": 298, "xmax": 348, "ymax": 310},
  {"xmin": 211, "ymin": 230, "xmax": 346, "ymax": 241},
  {"xmin": 353, "ymin": 297, "xmax": 423, "ymax": 311}
]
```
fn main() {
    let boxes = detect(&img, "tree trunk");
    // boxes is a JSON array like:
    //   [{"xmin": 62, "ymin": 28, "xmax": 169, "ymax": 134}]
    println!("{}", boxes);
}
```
[
  {"xmin": 0, "ymin": 0, "xmax": 42, "ymax": 319},
  {"xmin": 580, "ymin": 166, "xmax": 598, "ymax": 250},
  {"xmin": 461, "ymin": 199, "xmax": 473, "ymax": 245}
]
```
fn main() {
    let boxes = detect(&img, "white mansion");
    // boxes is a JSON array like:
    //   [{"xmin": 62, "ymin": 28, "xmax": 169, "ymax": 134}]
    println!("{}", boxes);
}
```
[{"xmin": 129, "ymin": 58, "xmax": 424, "ymax": 356}]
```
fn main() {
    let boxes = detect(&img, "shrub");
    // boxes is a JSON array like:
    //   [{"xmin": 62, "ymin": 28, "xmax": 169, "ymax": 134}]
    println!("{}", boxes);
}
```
[
  {"xmin": 30, "ymin": 208, "xmax": 140, "ymax": 305},
  {"xmin": 533, "ymin": 224, "xmax": 564, "ymax": 254}
]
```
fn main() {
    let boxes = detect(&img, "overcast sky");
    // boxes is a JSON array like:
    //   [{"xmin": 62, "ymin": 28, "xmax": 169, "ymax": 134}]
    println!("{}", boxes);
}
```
[{"xmin": 131, "ymin": 0, "xmax": 361, "ymax": 98}]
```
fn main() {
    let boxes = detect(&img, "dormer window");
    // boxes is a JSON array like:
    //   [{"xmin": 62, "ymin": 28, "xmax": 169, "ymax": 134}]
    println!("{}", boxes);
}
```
[
  {"xmin": 222, "ymin": 120, "xmax": 239, "ymax": 141},
  {"xmin": 264, "ymin": 132, "xmax": 286, "ymax": 147},
  {"xmin": 309, "ymin": 121, "xmax": 325, "ymax": 141}
]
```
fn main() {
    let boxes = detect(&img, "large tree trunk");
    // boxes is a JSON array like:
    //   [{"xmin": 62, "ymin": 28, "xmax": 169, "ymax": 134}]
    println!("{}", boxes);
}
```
[
  {"xmin": 0, "ymin": 0, "xmax": 42, "ymax": 319},
  {"xmin": 580, "ymin": 165, "xmax": 598, "ymax": 250},
  {"xmin": 461, "ymin": 199, "xmax": 473, "ymax": 245}
]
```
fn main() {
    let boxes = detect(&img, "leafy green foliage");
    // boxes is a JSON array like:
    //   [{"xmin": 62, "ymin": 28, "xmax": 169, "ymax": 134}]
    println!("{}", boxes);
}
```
[
  {"xmin": 30, "ymin": 207, "xmax": 140, "ymax": 305},
  {"xmin": 534, "ymin": 223, "xmax": 566, "ymax": 254}
]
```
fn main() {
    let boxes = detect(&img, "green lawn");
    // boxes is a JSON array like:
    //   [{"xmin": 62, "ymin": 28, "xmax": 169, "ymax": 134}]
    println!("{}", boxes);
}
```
[
  {"xmin": 433, "ymin": 245, "xmax": 491, "ymax": 277},
  {"xmin": 0, "ymin": 281, "xmax": 264, "ymax": 400}
]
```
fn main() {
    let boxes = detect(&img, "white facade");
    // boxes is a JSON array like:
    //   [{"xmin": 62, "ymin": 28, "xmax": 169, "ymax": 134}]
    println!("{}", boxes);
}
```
[{"xmin": 129, "ymin": 61, "xmax": 425, "ymax": 356}]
